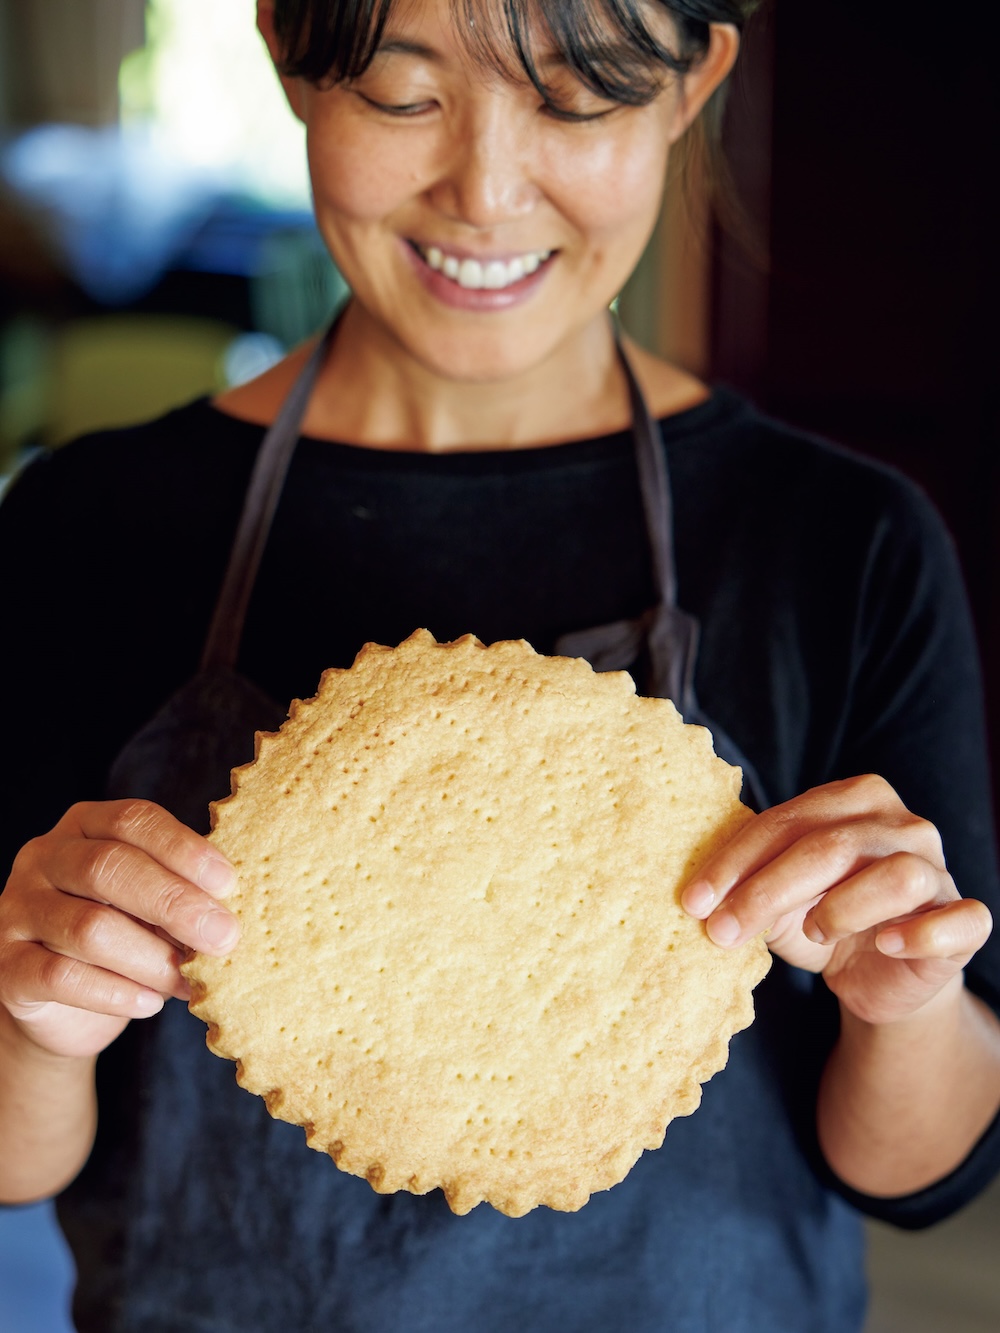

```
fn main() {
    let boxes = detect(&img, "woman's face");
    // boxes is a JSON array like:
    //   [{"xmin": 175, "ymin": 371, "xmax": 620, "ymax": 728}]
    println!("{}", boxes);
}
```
[{"xmin": 261, "ymin": 0, "xmax": 736, "ymax": 385}]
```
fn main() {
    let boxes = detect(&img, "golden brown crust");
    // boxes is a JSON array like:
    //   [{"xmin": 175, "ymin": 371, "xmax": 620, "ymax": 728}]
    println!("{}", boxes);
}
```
[{"xmin": 183, "ymin": 630, "xmax": 770, "ymax": 1216}]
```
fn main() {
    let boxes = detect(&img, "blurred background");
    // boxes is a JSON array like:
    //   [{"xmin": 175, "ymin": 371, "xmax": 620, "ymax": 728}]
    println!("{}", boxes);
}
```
[
  {"xmin": 0, "ymin": 0, "xmax": 346, "ymax": 486},
  {"xmin": 1, "ymin": 1, "xmax": 999, "ymax": 1329}
]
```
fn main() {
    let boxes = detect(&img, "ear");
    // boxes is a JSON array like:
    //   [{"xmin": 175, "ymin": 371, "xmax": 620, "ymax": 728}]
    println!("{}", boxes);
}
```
[
  {"xmin": 666, "ymin": 24, "xmax": 741, "ymax": 145},
  {"xmin": 257, "ymin": 1, "xmax": 307, "ymax": 124}
]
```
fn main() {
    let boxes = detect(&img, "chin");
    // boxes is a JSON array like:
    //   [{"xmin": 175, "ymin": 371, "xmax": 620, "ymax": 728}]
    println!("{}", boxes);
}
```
[{"xmin": 399, "ymin": 320, "xmax": 571, "ymax": 386}]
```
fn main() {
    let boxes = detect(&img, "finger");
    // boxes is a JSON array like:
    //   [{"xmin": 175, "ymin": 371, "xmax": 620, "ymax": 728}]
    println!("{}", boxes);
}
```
[
  {"xmin": 63, "ymin": 800, "xmax": 236, "ymax": 898},
  {"xmin": 802, "ymin": 852, "xmax": 956, "ymax": 946},
  {"xmin": 2, "ymin": 941, "xmax": 166, "ymax": 1021},
  {"xmin": 681, "ymin": 775, "xmax": 942, "ymax": 918},
  {"xmin": 696, "ymin": 820, "xmax": 922, "ymax": 946},
  {"xmin": 34, "ymin": 895, "xmax": 191, "ymax": 1001},
  {"xmin": 875, "ymin": 898, "xmax": 994, "ymax": 962},
  {"xmin": 46, "ymin": 835, "xmax": 240, "ymax": 958}
]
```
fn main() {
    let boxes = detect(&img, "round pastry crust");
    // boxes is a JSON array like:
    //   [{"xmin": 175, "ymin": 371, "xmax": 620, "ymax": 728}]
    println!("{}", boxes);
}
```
[{"xmin": 184, "ymin": 631, "xmax": 771, "ymax": 1216}]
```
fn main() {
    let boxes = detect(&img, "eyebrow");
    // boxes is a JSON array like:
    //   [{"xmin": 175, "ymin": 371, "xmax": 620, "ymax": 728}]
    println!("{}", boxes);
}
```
[{"xmin": 374, "ymin": 38, "xmax": 443, "ymax": 62}]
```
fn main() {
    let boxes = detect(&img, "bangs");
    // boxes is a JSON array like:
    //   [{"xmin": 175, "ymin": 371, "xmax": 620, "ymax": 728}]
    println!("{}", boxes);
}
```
[
  {"xmin": 458, "ymin": 0, "xmax": 706, "ymax": 107},
  {"xmin": 272, "ymin": 0, "xmax": 713, "ymax": 110}
]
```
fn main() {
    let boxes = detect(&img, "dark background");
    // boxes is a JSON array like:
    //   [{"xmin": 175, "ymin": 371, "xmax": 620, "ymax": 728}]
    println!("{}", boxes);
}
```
[{"xmin": 713, "ymin": 0, "xmax": 1000, "ymax": 818}]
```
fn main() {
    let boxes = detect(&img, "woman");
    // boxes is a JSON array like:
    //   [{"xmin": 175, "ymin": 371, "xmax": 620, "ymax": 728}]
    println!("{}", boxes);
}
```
[{"xmin": 1, "ymin": 1, "xmax": 999, "ymax": 1329}]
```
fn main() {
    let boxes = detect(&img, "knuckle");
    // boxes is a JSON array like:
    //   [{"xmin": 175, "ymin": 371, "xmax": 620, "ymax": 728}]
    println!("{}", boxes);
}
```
[
  {"xmin": 106, "ymin": 798, "xmax": 161, "ymax": 844},
  {"xmin": 759, "ymin": 801, "xmax": 798, "ymax": 834},
  {"xmin": 62, "ymin": 800, "xmax": 103, "ymax": 835},
  {"xmin": 839, "ymin": 773, "xmax": 896, "ymax": 808},
  {"xmin": 10, "ymin": 834, "xmax": 54, "ymax": 884},
  {"xmin": 68, "ymin": 903, "xmax": 115, "ymax": 957},
  {"xmin": 884, "ymin": 849, "xmax": 936, "ymax": 897},
  {"xmin": 900, "ymin": 812, "xmax": 944, "ymax": 862},
  {"xmin": 859, "ymin": 772, "xmax": 894, "ymax": 800},
  {"xmin": 11, "ymin": 836, "xmax": 41, "ymax": 874},
  {"xmin": 79, "ymin": 840, "xmax": 131, "ymax": 893},
  {"xmin": 801, "ymin": 824, "xmax": 856, "ymax": 873},
  {"xmin": 148, "ymin": 876, "xmax": 193, "ymax": 928},
  {"xmin": 63, "ymin": 801, "xmax": 91, "ymax": 826},
  {"xmin": 741, "ymin": 876, "xmax": 784, "ymax": 924},
  {"xmin": 38, "ymin": 950, "xmax": 86, "ymax": 1001},
  {"xmin": 864, "ymin": 851, "xmax": 920, "ymax": 907}
]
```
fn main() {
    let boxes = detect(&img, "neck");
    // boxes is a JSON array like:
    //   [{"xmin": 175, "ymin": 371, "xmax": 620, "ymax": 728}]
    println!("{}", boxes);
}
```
[
  {"xmin": 214, "ymin": 303, "xmax": 710, "ymax": 453},
  {"xmin": 300, "ymin": 302, "xmax": 628, "ymax": 453}
]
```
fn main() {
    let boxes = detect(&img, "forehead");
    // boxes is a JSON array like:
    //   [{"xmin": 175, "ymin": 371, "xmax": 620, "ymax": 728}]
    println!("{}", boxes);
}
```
[{"xmin": 373, "ymin": 0, "xmax": 556, "ymax": 71}]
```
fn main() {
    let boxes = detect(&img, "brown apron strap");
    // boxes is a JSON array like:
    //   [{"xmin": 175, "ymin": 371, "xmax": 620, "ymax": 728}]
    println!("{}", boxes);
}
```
[
  {"xmin": 195, "ymin": 314, "xmax": 764, "ymax": 803},
  {"xmin": 200, "ymin": 324, "xmax": 339, "ymax": 671},
  {"xmin": 554, "ymin": 327, "xmax": 700, "ymax": 711},
  {"xmin": 619, "ymin": 336, "xmax": 675, "ymax": 611}
]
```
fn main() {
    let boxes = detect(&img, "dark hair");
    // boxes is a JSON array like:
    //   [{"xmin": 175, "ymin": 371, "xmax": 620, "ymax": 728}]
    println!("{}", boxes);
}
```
[
  {"xmin": 272, "ymin": 0, "xmax": 761, "ymax": 224},
  {"xmin": 272, "ymin": 1, "xmax": 759, "ymax": 108}
]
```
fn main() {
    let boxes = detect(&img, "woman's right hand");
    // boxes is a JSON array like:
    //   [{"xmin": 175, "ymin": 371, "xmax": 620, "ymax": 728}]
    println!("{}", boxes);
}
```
[{"xmin": 0, "ymin": 800, "xmax": 240, "ymax": 1061}]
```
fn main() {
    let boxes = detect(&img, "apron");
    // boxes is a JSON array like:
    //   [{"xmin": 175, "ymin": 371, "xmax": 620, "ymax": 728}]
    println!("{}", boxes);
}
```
[
  {"xmin": 106, "ymin": 319, "xmax": 767, "ymax": 826},
  {"xmin": 61, "ymin": 319, "xmax": 808, "ymax": 1333}
]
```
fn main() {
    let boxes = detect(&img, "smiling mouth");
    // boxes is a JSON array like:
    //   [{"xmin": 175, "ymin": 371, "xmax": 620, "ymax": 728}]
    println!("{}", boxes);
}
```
[{"xmin": 410, "ymin": 242, "xmax": 554, "ymax": 291}]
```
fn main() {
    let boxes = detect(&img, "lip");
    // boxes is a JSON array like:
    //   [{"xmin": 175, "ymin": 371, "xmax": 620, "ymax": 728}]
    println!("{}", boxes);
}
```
[{"xmin": 402, "ymin": 239, "xmax": 556, "ymax": 312}]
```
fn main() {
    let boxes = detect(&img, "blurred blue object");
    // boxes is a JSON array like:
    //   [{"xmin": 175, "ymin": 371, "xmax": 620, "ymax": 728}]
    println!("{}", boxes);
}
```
[
  {"xmin": 223, "ymin": 331, "xmax": 286, "ymax": 387},
  {"xmin": 177, "ymin": 196, "xmax": 318, "ymax": 278},
  {"xmin": 0, "ymin": 1201, "xmax": 76, "ymax": 1333},
  {"xmin": 1, "ymin": 123, "xmax": 220, "ymax": 304},
  {"xmin": 0, "ymin": 123, "xmax": 343, "ymax": 347}
]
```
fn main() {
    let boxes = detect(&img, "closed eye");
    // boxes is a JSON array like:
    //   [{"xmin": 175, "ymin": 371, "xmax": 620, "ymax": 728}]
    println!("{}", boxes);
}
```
[
  {"xmin": 357, "ymin": 93, "xmax": 436, "ymax": 117},
  {"xmin": 541, "ymin": 103, "xmax": 618, "ymax": 124}
]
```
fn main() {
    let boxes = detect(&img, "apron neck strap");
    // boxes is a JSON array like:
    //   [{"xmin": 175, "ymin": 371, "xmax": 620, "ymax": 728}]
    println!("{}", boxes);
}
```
[
  {"xmin": 613, "ymin": 325, "xmax": 677, "ymax": 612},
  {"xmin": 200, "ymin": 321, "xmax": 338, "ymax": 672},
  {"xmin": 199, "ymin": 315, "xmax": 679, "ymax": 674}
]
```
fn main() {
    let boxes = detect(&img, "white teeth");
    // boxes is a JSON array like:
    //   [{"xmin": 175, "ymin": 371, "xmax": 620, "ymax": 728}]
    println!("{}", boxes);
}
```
[
  {"xmin": 482, "ymin": 260, "xmax": 509, "ymax": 290},
  {"xmin": 419, "ymin": 245, "xmax": 551, "ymax": 290},
  {"xmin": 458, "ymin": 258, "xmax": 484, "ymax": 289}
]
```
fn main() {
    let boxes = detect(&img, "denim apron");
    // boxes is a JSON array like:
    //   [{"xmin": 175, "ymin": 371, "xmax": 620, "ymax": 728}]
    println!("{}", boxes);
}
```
[
  {"xmin": 106, "ymin": 320, "xmax": 768, "ymax": 831},
  {"xmin": 58, "ymin": 325, "xmax": 865, "ymax": 1333}
]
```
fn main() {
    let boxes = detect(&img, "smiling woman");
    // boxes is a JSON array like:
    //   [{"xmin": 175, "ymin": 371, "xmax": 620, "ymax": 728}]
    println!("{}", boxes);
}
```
[
  {"xmin": 1, "ymin": 1, "xmax": 1000, "ymax": 1331},
  {"xmin": 215, "ymin": 0, "xmax": 743, "ymax": 446}
]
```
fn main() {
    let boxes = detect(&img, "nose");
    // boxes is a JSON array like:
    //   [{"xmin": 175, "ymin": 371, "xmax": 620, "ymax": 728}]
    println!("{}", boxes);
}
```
[{"xmin": 428, "ymin": 99, "xmax": 540, "ymax": 229}]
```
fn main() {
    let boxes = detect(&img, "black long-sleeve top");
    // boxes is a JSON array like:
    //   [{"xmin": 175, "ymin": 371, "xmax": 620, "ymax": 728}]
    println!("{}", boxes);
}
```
[{"xmin": 1, "ymin": 387, "xmax": 999, "ymax": 1332}]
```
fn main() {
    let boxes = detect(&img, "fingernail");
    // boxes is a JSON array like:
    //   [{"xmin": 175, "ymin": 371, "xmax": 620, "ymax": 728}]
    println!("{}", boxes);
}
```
[
  {"xmin": 199, "ymin": 855, "xmax": 236, "ymax": 897},
  {"xmin": 804, "ymin": 919, "xmax": 828, "ymax": 946},
  {"xmin": 878, "ymin": 930, "xmax": 905, "ymax": 955},
  {"xmin": 134, "ymin": 991, "xmax": 165, "ymax": 1017},
  {"xmin": 682, "ymin": 881, "xmax": 716, "ymax": 917},
  {"xmin": 707, "ymin": 911, "xmax": 741, "ymax": 947},
  {"xmin": 200, "ymin": 909, "xmax": 239, "ymax": 951}
]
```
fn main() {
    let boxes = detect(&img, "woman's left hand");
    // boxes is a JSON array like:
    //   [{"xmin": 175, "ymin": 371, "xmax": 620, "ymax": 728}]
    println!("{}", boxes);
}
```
[{"xmin": 681, "ymin": 774, "xmax": 994, "ymax": 1026}]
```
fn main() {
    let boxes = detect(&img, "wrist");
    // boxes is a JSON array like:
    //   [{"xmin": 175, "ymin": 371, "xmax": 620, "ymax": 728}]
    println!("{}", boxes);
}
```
[
  {"xmin": 821, "ymin": 974, "xmax": 1000, "ymax": 1195},
  {"xmin": 837, "ymin": 970, "xmax": 966, "ymax": 1040}
]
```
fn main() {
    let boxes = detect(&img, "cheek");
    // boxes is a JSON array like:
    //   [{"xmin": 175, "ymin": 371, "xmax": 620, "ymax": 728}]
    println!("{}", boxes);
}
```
[
  {"xmin": 306, "ymin": 125, "xmax": 422, "ymax": 229},
  {"xmin": 545, "ymin": 132, "xmax": 669, "ymax": 249}
]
